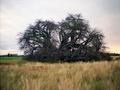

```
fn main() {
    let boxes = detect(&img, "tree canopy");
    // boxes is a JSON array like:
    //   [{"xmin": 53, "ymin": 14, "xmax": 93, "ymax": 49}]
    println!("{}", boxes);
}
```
[{"xmin": 19, "ymin": 14, "xmax": 110, "ymax": 61}]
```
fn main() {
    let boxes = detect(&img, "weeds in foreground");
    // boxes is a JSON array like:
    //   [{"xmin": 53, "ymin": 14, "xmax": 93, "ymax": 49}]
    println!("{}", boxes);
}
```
[{"xmin": 0, "ymin": 60, "xmax": 120, "ymax": 90}]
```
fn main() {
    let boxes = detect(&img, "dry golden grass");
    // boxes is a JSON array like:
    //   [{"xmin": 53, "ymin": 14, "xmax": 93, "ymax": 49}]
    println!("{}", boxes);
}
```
[{"xmin": 0, "ymin": 60, "xmax": 120, "ymax": 90}]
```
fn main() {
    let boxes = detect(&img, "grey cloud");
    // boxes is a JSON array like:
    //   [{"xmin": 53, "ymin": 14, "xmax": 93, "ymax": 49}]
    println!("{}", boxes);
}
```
[
  {"xmin": 0, "ymin": 0, "xmax": 120, "ymax": 53},
  {"xmin": 98, "ymin": 0, "xmax": 120, "ymax": 13}
]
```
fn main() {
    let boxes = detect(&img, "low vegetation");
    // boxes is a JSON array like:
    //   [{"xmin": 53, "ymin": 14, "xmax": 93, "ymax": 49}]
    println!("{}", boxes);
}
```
[
  {"xmin": 0, "ymin": 56, "xmax": 23, "ymax": 63},
  {"xmin": 0, "ymin": 59, "xmax": 120, "ymax": 90}
]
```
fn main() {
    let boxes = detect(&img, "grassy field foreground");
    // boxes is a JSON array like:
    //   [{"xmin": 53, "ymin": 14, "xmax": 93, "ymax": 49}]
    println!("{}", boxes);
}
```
[{"xmin": 0, "ymin": 60, "xmax": 120, "ymax": 90}]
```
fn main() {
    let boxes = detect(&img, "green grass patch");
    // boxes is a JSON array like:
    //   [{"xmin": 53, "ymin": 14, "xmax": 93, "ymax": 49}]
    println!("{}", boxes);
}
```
[{"xmin": 0, "ymin": 56, "xmax": 24, "ymax": 63}]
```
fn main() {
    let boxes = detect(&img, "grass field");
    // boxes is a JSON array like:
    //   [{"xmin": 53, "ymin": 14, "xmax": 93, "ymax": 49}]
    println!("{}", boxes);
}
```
[
  {"xmin": 0, "ymin": 56, "xmax": 23, "ymax": 63},
  {"xmin": 0, "ymin": 57, "xmax": 120, "ymax": 90}
]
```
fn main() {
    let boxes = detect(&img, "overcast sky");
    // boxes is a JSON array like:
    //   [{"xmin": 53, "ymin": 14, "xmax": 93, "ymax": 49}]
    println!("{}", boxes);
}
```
[{"xmin": 0, "ymin": 0, "xmax": 120, "ymax": 55}]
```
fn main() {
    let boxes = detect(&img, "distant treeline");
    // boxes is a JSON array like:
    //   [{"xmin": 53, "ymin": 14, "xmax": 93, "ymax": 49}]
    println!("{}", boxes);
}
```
[
  {"xmin": 0, "ymin": 53, "xmax": 119, "ymax": 57},
  {"xmin": 0, "ymin": 54, "xmax": 24, "ymax": 57},
  {"xmin": 109, "ymin": 53, "xmax": 120, "ymax": 56}
]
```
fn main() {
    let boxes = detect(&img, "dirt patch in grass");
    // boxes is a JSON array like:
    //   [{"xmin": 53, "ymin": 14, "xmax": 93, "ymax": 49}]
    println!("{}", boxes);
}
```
[
  {"xmin": 0, "ymin": 63, "xmax": 48, "ymax": 72},
  {"xmin": 0, "ymin": 62, "xmax": 17, "ymax": 65},
  {"xmin": 16, "ymin": 66, "xmax": 48, "ymax": 72}
]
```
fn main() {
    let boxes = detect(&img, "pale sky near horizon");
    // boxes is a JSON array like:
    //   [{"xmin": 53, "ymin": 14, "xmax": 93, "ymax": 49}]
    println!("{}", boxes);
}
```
[{"xmin": 0, "ymin": 0, "xmax": 120, "ymax": 55}]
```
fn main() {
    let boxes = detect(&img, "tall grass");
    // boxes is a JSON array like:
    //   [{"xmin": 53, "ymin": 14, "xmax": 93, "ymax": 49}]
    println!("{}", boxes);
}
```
[{"xmin": 0, "ymin": 60, "xmax": 120, "ymax": 90}]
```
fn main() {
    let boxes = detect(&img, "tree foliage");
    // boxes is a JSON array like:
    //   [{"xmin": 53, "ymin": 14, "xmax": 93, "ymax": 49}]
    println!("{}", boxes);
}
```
[{"xmin": 19, "ymin": 14, "xmax": 110, "ymax": 61}]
